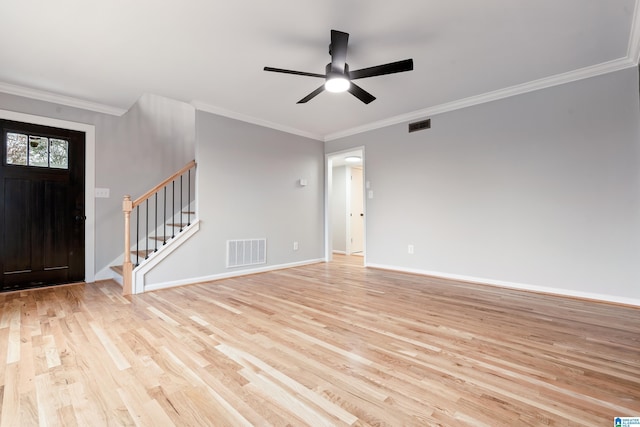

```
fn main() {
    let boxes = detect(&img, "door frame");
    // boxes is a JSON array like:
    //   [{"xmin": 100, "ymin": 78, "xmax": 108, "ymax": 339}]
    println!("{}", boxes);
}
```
[
  {"xmin": 325, "ymin": 146, "xmax": 366, "ymax": 264},
  {"xmin": 0, "ymin": 109, "xmax": 95, "ymax": 283},
  {"xmin": 347, "ymin": 165, "xmax": 364, "ymax": 255}
]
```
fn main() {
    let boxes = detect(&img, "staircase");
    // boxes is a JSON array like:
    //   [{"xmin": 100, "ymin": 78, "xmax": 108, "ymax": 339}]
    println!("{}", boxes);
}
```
[{"xmin": 113, "ymin": 160, "xmax": 197, "ymax": 295}]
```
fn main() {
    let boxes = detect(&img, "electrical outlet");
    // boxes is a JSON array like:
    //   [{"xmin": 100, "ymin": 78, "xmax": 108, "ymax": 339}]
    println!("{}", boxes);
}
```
[
  {"xmin": 408, "ymin": 244, "xmax": 414, "ymax": 254},
  {"xmin": 293, "ymin": 241, "xmax": 299, "ymax": 251}
]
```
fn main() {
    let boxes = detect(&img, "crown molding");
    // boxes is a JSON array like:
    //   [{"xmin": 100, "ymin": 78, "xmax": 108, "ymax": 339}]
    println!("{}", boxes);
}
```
[
  {"xmin": 0, "ymin": 81, "xmax": 126, "ymax": 116},
  {"xmin": 2, "ymin": 39, "xmax": 638, "ymax": 142},
  {"xmin": 191, "ymin": 100, "xmax": 323, "ymax": 141},
  {"xmin": 324, "ymin": 57, "xmax": 635, "ymax": 141}
]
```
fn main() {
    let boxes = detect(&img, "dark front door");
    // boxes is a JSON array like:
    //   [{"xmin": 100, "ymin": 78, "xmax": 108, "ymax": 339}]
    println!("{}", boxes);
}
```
[{"xmin": 0, "ymin": 119, "xmax": 85, "ymax": 292}]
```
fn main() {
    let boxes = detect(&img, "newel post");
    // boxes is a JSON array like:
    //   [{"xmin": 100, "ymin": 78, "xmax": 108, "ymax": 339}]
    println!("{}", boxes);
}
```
[{"xmin": 122, "ymin": 195, "xmax": 133, "ymax": 295}]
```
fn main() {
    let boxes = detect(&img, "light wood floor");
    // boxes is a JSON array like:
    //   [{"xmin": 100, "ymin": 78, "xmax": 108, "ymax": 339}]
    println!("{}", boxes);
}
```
[{"xmin": 1, "ymin": 255, "xmax": 639, "ymax": 426}]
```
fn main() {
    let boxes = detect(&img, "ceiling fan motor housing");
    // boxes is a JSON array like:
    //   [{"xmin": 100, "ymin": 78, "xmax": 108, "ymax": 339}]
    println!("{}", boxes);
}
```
[{"xmin": 326, "ymin": 63, "xmax": 350, "ymax": 80}]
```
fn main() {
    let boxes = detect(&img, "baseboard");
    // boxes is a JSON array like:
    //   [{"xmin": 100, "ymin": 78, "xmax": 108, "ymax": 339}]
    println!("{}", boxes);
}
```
[
  {"xmin": 111, "ymin": 274, "xmax": 123, "ymax": 287},
  {"xmin": 366, "ymin": 263, "xmax": 640, "ymax": 308},
  {"xmin": 332, "ymin": 250, "xmax": 346, "ymax": 255},
  {"xmin": 144, "ymin": 258, "xmax": 325, "ymax": 293},
  {"xmin": 94, "ymin": 253, "xmax": 125, "ymax": 281}
]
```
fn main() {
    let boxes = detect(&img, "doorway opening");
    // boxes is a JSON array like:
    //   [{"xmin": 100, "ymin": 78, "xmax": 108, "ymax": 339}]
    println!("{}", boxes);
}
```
[
  {"xmin": 0, "ymin": 109, "xmax": 96, "ymax": 288},
  {"xmin": 1, "ymin": 119, "xmax": 85, "ymax": 291},
  {"xmin": 326, "ymin": 147, "xmax": 365, "ymax": 265}
]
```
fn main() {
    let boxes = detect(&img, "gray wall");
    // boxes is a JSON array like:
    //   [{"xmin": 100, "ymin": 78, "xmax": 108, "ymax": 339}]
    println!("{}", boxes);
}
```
[
  {"xmin": 145, "ymin": 111, "xmax": 325, "ymax": 285},
  {"xmin": 99, "ymin": 94, "xmax": 195, "ymax": 269},
  {"xmin": 325, "ymin": 67, "xmax": 640, "ymax": 301},
  {"xmin": 0, "ymin": 92, "xmax": 196, "ymax": 273},
  {"xmin": 331, "ymin": 166, "xmax": 347, "ymax": 253},
  {"xmin": 4, "ymin": 67, "xmax": 639, "ymax": 303}
]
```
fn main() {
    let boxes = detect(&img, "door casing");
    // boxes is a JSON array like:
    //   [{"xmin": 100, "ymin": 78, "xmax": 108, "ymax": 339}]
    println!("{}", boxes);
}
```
[
  {"xmin": 0, "ymin": 109, "xmax": 96, "ymax": 284},
  {"xmin": 348, "ymin": 166, "xmax": 364, "ymax": 254},
  {"xmin": 325, "ymin": 147, "xmax": 366, "ymax": 263}
]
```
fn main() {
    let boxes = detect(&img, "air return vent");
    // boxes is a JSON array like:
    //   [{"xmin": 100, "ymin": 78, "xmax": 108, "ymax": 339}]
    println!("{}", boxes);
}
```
[
  {"xmin": 408, "ymin": 118, "xmax": 431, "ymax": 133},
  {"xmin": 227, "ymin": 239, "xmax": 266, "ymax": 268}
]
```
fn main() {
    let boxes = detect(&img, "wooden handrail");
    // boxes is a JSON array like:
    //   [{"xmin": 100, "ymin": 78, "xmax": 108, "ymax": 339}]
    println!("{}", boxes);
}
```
[
  {"xmin": 133, "ymin": 160, "xmax": 196, "ymax": 207},
  {"xmin": 122, "ymin": 160, "xmax": 196, "ymax": 295}
]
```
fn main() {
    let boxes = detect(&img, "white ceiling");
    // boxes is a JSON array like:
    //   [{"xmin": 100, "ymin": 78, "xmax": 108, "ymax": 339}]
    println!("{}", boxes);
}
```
[{"xmin": 1, "ymin": 1, "xmax": 639, "ymax": 141}]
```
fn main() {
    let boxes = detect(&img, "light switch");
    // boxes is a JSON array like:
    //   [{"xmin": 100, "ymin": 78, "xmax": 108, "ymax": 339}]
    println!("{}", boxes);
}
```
[{"xmin": 95, "ymin": 188, "xmax": 110, "ymax": 198}]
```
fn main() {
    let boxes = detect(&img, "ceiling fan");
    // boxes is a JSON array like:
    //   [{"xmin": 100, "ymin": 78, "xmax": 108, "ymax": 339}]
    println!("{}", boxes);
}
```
[{"xmin": 264, "ymin": 30, "xmax": 414, "ymax": 104}]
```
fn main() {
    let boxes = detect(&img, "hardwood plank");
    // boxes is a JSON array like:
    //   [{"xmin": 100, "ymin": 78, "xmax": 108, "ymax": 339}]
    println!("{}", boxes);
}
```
[
  {"xmin": 88, "ymin": 321, "xmax": 131, "ymax": 371},
  {"xmin": 6, "ymin": 303, "xmax": 21, "ymax": 364},
  {"xmin": 0, "ymin": 255, "xmax": 638, "ymax": 425},
  {"xmin": 0, "ymin": 364, "xmax": 19, "ymax": 425}
]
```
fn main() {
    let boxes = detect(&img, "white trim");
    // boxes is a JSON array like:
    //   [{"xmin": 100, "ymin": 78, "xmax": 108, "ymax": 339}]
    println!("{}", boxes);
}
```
[
  {"xmin": 0, "ymin": 109, "xmax": 96, "ymax": 283},
  {"xmin": 346, "ymin": 164, "xmax": 366, "ymax": 258},
  {"xmin": 191, "ymin": 100, "xmax": 323, "ymax": 141},
  {"xmin": 144, "ymin": 258, "xmax": 324, "ymax": 293},
  {"xmin": 325, "ymin": 147, "xmax": 366, "ymax": 263},
  {"xmin": 345, "ymin": 165, "xmax": 353, "ymax": 255},
  {"xmin": 324, "ymin": 58, "xmax": 635, "ymax": 141},
  {"xmin": 1, "ymin": 57, "xmax": 636, "ymax": 143},
  {"xmin": 111, "ymin": 273, "xmax": 123, "ymax": 287},
  {"xmin": 366, "ymin": 263, "xmax": 640, "ymax": 308},
  {"xmin": 133, "ymin": 220, "xmax": 201, "ymax": 294},
  {"xmin": 0, "ymin": 82, "xmax": 126, "ymax": 116},
  {"xmin": 95, "ymin": 253, "xmax": 126, "ymax": 281},
  {"xmin": 628, "ymin": 0, "xmax": 640, "ymax": 64},
  {"xmin": 324, "ymin": 152, "xmax": 331, "ymax": 262}
]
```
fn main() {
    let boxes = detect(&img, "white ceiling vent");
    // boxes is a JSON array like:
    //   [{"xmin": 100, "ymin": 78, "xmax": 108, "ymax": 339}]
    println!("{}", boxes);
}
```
[{"xmin": 227, "ymin": 239, "xmax": 266, "ymax": 268}]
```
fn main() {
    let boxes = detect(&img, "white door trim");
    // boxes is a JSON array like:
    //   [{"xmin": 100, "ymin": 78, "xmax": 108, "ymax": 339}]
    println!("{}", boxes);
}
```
[
  {"xmin": 348, "ymin": 165, "xmax": 364, "ymax": 254},
  {"xmin": 0, "ymin": 109, "xmax": 96, "ymax": 283},
  {"xmin": 325, "ymin": 147, "xmax": 366, "ymax": 264}
]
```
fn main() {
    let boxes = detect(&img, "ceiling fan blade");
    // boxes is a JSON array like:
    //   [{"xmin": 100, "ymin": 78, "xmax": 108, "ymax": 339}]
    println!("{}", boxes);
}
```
[
  {"xmin": 297, "ymin": 85, "xmax": 325, "ymax": 104},
  {"xmin": 348, "ymin": 82, "xmax": 376, "ymax": 104},
  {"xmin": 264, "ymin": 66, "xmax": 325, "ymax": 78},
  {"xmin": 330, "ymin": 30, "xmax": 349, "ymax": 73},
  {"xmin": 349, "ymin": 59, "xmax": 414, "ymax": 80}
]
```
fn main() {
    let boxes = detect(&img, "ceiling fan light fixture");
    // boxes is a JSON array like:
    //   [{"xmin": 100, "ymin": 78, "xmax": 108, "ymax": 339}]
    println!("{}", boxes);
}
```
[
  {"xmin": 345, "ymin": 156, "xmax": 361, "ymax": 162},
  {"xmin": 325, "ymin": 76, "xmax": 350, "ymax": 93},
  {"xmin": 264, "ymin": 30, "xmax": 413, "ymax": 104}
]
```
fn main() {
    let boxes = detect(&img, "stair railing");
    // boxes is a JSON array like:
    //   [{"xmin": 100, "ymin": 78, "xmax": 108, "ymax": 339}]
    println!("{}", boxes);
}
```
[{"xmin": 122, "ymin": 160, "xmax": 196, "ymax": 295}]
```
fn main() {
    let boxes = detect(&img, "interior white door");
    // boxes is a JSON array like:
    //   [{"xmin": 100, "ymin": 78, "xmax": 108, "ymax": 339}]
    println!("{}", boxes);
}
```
[{"xmin": 349, "ymin": 166, "xmax": 364, "ymax": 254}]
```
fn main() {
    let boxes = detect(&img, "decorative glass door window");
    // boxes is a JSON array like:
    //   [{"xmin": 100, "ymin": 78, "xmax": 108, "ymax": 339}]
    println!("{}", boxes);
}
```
[{"xmin": 5, "ymin": 132, "xmax": 68, "ymax": 169}]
